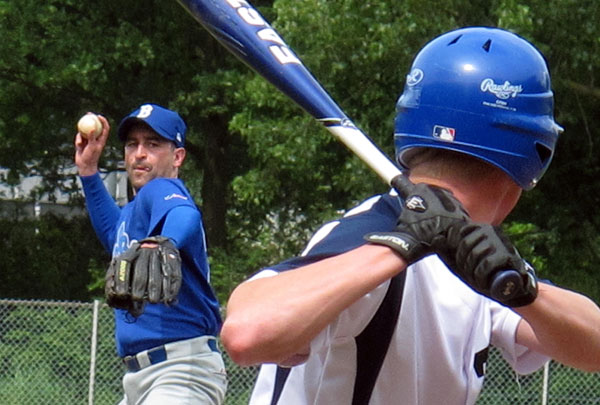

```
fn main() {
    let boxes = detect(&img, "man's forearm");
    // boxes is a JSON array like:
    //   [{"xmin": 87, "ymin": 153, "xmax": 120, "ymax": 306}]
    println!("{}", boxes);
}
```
[
  {"xmin": 221, "ymin": 244, "xmax": 407, "ymax": 366},
  {"xmin": 80, "ymin": 173, "xmax": 121, "ymax": 252},
  {"xmin": 516, "ymin": 282, "xmax": 600, "ymax": 372}
]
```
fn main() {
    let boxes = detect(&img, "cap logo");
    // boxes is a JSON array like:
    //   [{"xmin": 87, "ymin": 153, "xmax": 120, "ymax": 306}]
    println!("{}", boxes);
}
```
[
  {"xmin": 480, "ymin": 79, "xmax": 523, "ymax": 99},
  {"xmin": 137, "ymin": 104, "xmax": 154, "ymax": 119},
  {"xmin": 406, "ymin": 68, "xmax": 424, "ymax": 86},
  {"xmin": 433, "ymin": 125, "xmax": 456, "ymax": 142}
]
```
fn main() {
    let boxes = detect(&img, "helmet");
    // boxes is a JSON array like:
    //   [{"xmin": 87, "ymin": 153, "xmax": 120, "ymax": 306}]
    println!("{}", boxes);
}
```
[{"xmin": 394, "ymin": 27, "xmax": 563, "ymax": 190}]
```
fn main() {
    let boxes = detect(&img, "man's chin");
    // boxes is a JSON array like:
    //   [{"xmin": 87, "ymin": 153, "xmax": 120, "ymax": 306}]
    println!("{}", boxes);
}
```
[{"xmin": 130, "ymin": 175, "xmax": 152, "ymax": 190}]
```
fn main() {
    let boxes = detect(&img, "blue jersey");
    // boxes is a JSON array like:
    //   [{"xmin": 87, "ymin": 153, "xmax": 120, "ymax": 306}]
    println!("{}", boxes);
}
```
[{"xmin": 81, "ymin": 174, "xmax": 222, "ymax": 357}]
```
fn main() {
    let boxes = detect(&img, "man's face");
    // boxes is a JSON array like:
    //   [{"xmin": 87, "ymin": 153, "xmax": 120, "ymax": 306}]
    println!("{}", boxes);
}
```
[{"xmin": 124, "ymin": 126, "xmax": 185, "ymax": 191}]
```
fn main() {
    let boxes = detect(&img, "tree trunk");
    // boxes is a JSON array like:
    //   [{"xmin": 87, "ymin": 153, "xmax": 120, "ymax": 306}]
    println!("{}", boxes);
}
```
[{"xmin": 199, "ymin": 114, "xmax": 229, "ymax": 249}]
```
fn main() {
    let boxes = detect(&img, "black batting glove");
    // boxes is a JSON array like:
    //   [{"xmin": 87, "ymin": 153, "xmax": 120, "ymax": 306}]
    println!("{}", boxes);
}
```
[
  {"xmin": 363, "ymin": 176, "xmax": 537, "ymax": 307},
  {"xmin": 364, "ymin": 176, "xmax": 469, "ymax": 264},
  {"xmin": 445, "ymin": 222, "xmax": 538, "ymax": 307}
]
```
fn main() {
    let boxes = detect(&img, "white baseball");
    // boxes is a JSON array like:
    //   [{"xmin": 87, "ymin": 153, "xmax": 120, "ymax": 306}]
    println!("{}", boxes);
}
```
[{"xmin": 77, "ymin": 114, "xmax": 103, "ymax": 138}]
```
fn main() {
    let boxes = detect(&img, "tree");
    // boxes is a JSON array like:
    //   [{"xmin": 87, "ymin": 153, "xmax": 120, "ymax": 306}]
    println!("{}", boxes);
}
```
[
  {"xmin": 0, "ymin": 213, "xmax": 107, "ymax": 300},
  {"xmin": 226, "ymin": 0, "xmax": 600, "ymax": 300},
  {"xmin": 0, "ymin": 0, "xmax": 598, "ymax": 304},
  {"xmin": 0, "ymin": 0, "xmax": 252, "ymax": 300}
]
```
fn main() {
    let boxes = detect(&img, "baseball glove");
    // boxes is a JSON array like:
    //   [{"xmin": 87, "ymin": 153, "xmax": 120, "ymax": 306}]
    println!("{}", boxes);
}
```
[{"xmin": 105, "ymin": 236, "xmax": 182, "ymax": 317}]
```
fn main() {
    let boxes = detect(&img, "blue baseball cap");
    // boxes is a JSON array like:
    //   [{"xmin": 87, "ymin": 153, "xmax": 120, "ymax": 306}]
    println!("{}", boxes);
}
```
[{"xmin": 117, "ymin": 103, "xmax": 187, "ymax": 148}]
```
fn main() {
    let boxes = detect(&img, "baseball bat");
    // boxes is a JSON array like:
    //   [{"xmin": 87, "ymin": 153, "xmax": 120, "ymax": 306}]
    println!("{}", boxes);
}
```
[{"xmin": 175, "ymin": 0, "xmax": 523, "ymax": 301}]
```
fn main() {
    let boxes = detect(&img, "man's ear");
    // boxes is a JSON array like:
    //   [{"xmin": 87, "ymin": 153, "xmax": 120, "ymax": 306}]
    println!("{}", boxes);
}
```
[{"xmin": 174, "ymin": 147, "xmax": 186, "ymax": 168}]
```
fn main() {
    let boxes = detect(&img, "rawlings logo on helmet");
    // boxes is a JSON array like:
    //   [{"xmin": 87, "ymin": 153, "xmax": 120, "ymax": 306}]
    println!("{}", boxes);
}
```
[{"xmin": 480, "ymin": 79, "xmax": 523, "ymax": 99}]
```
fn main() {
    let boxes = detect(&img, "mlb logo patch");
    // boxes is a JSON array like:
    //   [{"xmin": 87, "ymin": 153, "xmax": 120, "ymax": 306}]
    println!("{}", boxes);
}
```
[{"xmin": 433, "ymin": 125, "xmax": 456, "ymax": 142}]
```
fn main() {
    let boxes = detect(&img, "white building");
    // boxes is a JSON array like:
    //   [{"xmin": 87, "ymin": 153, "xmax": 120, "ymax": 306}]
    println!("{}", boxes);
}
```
[{"xmin": 0, "ymin": 165, "xmax": 128, "ymax": 219}]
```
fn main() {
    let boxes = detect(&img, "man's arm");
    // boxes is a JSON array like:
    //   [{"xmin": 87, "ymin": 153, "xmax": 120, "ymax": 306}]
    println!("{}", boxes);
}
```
[
  {"xmin": 515, "ymin": 282, "xmax": 600, "ymax": 372},
  {"xmin": 221, "ymin": 244, "xmax": 407, "ymax": 367},
  {"xmin": 433, "ymin": 222, "xmax": 600, "ymax": 371},
  {"xmin": 223, "ymin": 181, "xmax": 472, "ymax": 367},
  {"xmin": 80, "ymin": 174, "xmax": 121, "ymax": 251},
  {"xmin": 75, "ymin": 114, "xmax": 121, "ymax": 251}
]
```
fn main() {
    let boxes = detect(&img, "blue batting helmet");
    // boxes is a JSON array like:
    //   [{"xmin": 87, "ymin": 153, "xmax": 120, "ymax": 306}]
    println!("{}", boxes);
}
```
[{"xmin": 394, "ymin": 27, "xmax": 563, "ymax": 190}]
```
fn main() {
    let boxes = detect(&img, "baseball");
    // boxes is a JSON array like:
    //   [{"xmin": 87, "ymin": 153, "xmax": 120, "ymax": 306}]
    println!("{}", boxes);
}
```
[{"xmin": 77, "ymin": 114, "xmax": 103, "ymax": 138}]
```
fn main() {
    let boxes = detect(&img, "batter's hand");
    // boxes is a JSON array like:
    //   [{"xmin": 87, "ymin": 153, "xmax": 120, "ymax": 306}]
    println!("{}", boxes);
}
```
[
  {"xmin": 364, "ymin": 177, "xmax": 538, "ymax": 306},
  {"xmin": 74, "ymin": 113, "xmax": 110, "ymax": 176},
  {"xmin": 364, "ymin": 177, "xmax": 469, "ymax": 264},
  {"xmin": 445, "ymin": 223, "xmax": 538, "ymax": 307}
]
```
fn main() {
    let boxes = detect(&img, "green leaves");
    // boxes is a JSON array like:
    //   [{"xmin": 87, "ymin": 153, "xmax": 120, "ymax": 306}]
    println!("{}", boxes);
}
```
[{"xmin": 0, "ymin": 0, "xmax": 598, "ymax": 303}]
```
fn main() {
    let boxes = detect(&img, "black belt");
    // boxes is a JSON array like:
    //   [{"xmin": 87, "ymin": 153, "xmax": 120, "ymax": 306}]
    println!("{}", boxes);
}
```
[{"xmin": 123, "ymin": 337, "xmax": 220, "ymax": 372}]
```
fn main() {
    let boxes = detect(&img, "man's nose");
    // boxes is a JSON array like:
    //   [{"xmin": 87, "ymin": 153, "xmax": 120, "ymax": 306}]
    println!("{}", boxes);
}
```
[{"xmin": 134, "ymin": 145, "xmax": 148, "ymax": 158}]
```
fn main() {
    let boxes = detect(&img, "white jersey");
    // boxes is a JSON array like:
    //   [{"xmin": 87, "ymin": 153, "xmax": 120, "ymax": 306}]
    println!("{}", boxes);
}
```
[{"xmin": 248, "ymin": 191, "xmax": 549, "ymax": 405}]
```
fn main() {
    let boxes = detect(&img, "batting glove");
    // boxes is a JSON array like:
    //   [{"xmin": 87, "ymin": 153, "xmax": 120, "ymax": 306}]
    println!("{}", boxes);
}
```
[
  {"xmin": 445, "ymin": 223, "xmax": 538, "ymax": 307},
  {"xmin": 364, "ymin": 178, "xmax": 469, "ymax": 264}
]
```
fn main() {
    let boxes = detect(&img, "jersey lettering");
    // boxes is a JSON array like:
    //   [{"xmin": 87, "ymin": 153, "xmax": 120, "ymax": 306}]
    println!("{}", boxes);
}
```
[{"xmin": 112, "ymin": 221, "xmax": 137, "ymax": 257}]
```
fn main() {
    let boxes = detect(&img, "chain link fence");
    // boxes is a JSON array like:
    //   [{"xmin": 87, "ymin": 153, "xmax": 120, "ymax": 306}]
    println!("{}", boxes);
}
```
[{"xmin": 0, "ymin": 298, "xmax": 598, "ymax": 404}]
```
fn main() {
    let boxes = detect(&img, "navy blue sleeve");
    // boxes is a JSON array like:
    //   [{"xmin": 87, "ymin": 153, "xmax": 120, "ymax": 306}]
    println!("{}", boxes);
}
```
[
  {"xmin": 80, "ymin": 173, "xmax": 121, "ymax": 252},
  {"xmin": 270, "ymin": 192, "xmax": 401, "ymax": 272}
]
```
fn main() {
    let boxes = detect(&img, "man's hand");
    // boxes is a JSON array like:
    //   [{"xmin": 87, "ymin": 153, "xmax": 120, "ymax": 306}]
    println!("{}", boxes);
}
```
[
  {"xmin": 445, "ymin": 223, "xmax": 538, "ymax": 307},
  {"xmin": 365, "ymin": 176, "xmax": 537, "ymax": 307},
  {"xmin": 365, "ymin": 177, "xmax": 469, "ymax": 264},
  {"xmin": 74, "ymin": 113, "xmax": 110, "ymax": 176}
]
